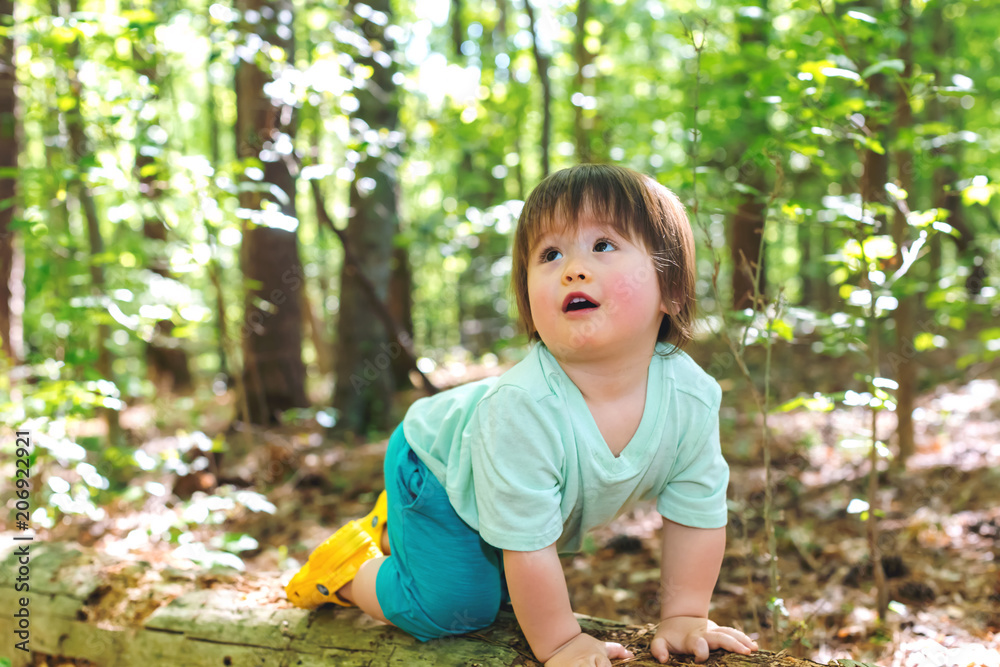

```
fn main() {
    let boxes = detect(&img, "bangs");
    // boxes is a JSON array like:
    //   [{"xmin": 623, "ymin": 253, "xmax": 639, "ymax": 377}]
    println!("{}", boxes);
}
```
[{"xmin": 517, "ymin": 165, "xmax": 657, "ymax": 254}]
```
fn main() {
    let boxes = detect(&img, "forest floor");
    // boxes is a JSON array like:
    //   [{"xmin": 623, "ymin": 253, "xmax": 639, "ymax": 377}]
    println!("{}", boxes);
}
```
[{"xmin": 7, "ymin": 359, "xmax": 1000, "ymax": 667}]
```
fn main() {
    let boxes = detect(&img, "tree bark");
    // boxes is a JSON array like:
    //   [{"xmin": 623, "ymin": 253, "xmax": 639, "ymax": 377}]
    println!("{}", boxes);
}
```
[
  {"xmin": 729, "ymin": 2, "xmax": 769, "ymax": 311},
  {"xmin": 0, "ymin": 0, "xmax": 18, "ymax": 362},
  {"xmin": 388, "ymin": 245, "xmax": 414, "ymax": 388},
  {"xmin": 525, "ymin": 0, "xmax": 551, "ymax": 178},
  {"xmin": 311, "ymin": 180, "xmax": 436, "ymax": 398},
  {"xmin": 235, "ymin": 0, "xmax": 308, "ymax": 424},
  {"xmin": 572, "ymin": 0, "xmax": 593, "ymax": 164},
  {"xmin": 0, "ymin": 542, "xmax": 830, "ymax": 667},
  {"xmin": 798, "ymin": 219, "xmax": 813, "ymax": 306},
  {"xmin": 332, "ymin": 0, "xmax": 403, "ymax": 434},
  {"xmin": 450, "ymin": 0, "xmax": 463, "ymax": 58},
  {"xmin": 926, "ymin": 2, "xmax": 977, "ymax": 294},
  {"xmin": 205, "ymin": 26, "xmax": 231, "ymax": 383},
  {"xmin": 858, "ymin": 63, "xmax": 889, "ymax": 624},
  {"xmin": 890, "ymin": 0, "xmax": 915, "ymax": 461}
]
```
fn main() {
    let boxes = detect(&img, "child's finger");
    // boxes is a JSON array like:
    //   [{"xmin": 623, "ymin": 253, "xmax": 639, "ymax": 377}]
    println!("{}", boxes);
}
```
[
  {"xmin": 650, "ymin": 636, "xmax": 670, "ymax": 663},
  {"xmin": 604, "ymin": 642, "xmax": 634, "ymax": 660},
  {"xmin": 706, "ymin": 629, "xmax": 754, "ymax": 655},
  {"xmin": 691, "ymin": 636, "xmax": 710, "ymax": 663},
  {"xmin": 715, "ymin": 626, "xmax": 758, "ymax": 651}
]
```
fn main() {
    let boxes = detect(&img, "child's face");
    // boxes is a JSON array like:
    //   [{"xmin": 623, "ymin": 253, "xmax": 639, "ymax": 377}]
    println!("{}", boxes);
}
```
[{"xmin": 526, "ymin": 210, "xmax": 669, "ymax": 362}]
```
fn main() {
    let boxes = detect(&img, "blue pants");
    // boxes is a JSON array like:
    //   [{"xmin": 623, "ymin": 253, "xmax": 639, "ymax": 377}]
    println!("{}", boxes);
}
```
[{"xmin": 375, "ymin": 426, "xmax": 509, "ymax": 641}]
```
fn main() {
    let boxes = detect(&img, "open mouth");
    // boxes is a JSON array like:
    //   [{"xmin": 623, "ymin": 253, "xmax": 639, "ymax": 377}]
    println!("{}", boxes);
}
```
[{"xmin": 563, "ymin": 293, "xmax": 600, "ymax": 313}]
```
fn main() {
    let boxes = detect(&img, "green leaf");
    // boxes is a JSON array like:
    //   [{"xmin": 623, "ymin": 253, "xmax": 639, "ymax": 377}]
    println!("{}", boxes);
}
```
[
  {"xmin": 914, "ymin": 332, "xmax": 942, "ymax": 351},
  {"xmin": 774, "ymin": 396, "xmax": 806, "ymax": 413},
  {"xmin": 962, "ymin": 183, "xmax": 993, "ymax": 206},
  {"xmin": 848, "ymin": 132, "xmax": 885, "ymax": 154},
  {"xmin": 907, "ymin": 207, "xmax": 946, "ymax": 227},
  {"xmin": 863, "ymin": 235, "xmax": 897, "ymax": 260},
  {"xmin": 956, "ymin": 353, "xmax": 978, "ymax": 370},
  {"xmin": 773, "ymin": 394, "xmax": 835, "ymax": 414},
  {"xmin": 862, "ymin": 59, "xmax": 905, "ymax": 79},
  {"xmin": 771, "ymin": 319, "xmax": 794, "ymax": 342},
  {"xmin": 979, "ymin": 328, "xmax": 1000, "ymax": 343},
  {"xmin": 122, "ymin": 8, "xmax": 157, "ymax": 24}
]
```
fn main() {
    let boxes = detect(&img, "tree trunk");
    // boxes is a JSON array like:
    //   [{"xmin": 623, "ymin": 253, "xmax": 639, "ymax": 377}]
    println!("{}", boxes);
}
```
[
  {"xmin": 858, "ymin": 66, "xmax": 889, "ymax": 623},
  {"xmin": 235, "ymin": 0, "xmax": 308, "ymax": 424},
  {"xmin": 927, "ymin": 3, "xmax": 977, "ymax": 294},
  {"xmin": 332, "ymin": 0, "xmax": 403, "ymax": 434},
  {"xmin": 729, "ymin": 2, "xmax": 769, "ymax": 311},
  {"xmin": 0, "ymin": 0, "xmax": 18, "ymax": 363},
  {"xmin": 64, "ymin": 0, "xmax": 121, "ymax": 443},
  {"xmin": 573, "ymin": 0, "xmax": 593, "ymax": 163},
  {"xmin": 798, "ymin": 220, "xmax": 813, "ymax": 306},
  {"xmin": 133, "ymin": 35, "xmax": 193, "ymax": 394},
  {"xmin": 450, "ymin": 0, "xmax": 463, "ymax": 58},
  {"xmin": 388, "ymin": 245, "xmax": 414, "ymax": 388},
  {"xmin": 205, "ymin": 26, "xmax": 231, "ymax": 383},
  {"xmin": 0, "ymin": 542, "xmax": 829, "ymax": 667},
  {"xmin": 525, "ymin": 0, "xmax": 551, "ymax": 178},
  {"xmin": 890, "ymin": 0, "xmax": 915, "ymax": 462}
]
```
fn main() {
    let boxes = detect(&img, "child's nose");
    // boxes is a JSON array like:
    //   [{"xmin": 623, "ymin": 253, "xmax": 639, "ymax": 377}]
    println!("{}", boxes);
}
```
[{"xmin": 562, "ymin": 265, "xmax": 589, "ymax": 284}]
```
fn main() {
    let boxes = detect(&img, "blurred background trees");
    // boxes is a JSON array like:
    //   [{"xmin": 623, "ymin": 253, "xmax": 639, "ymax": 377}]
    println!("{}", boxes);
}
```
[{"xmin": 1, "ymin": 0, "xmax": 997, "ymax": 444}]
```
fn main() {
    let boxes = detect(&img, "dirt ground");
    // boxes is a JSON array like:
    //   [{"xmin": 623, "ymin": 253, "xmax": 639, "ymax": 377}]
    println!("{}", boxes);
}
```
[{"xmin": 11, "ymin": 373, "xmax": 1000, "ymax": 667}]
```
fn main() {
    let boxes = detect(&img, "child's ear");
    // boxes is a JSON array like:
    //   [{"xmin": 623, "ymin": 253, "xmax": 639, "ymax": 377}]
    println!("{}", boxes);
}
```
[{"xmin": 660, "ymin": 287, "xmax": 681, "ymax": 316}]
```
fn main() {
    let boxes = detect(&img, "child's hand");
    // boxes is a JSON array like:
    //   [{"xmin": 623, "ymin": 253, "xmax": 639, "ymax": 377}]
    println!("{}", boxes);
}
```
[
  {"xmin": 650, "ymin": 617, "xmax": 757, "ymax": 663},
  {"xmin": 543, "ymin": 632, "xmax": 634, "ymax": 667}
]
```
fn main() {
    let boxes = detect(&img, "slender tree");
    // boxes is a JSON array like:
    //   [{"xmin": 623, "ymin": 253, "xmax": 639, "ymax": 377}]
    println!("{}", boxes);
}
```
[
  {"xmin": 0, "ymin": 0, "xmax": 16, "ymax": 362},
  {"xmin": 891, "ymin": 0, "xmax": 916, "ymax": 460},
  {"xmin": 235, "ymin": 0, "xmax": 309, "ymax": 424},
  {"xmin": 332, "ymin": 0, "xmax": 403, "ymax": 434},
  {"xmin": 859, "ymin": 69, "xmax": 891, "ymax": 628},
  {"xmin": 572, "ymin": 0, "xmax": 593, "ymax": 164},
  {"xmin": 927, "ymin": 2, "xmax": 977, "ymax": 291},
  {"xmin": 729, "ymin": 1, "xmax": 770, "ymax": 310},
  {"xmin": 62, "ymin": 0, "xmax": 121, "ymax": 442},
  {"xmin": 132, "ymin": 24, "xmax": 193, "ymax": 393},
  {"xmin": 524, "ymin": 0, "xmax": 551, "ymax": 178}
]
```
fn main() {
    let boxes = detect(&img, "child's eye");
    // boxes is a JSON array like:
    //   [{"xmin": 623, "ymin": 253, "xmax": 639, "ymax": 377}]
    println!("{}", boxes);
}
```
[
  {"xmin": 539, "ymin": 248, "xmax": 562, "ymax": 263},
  {"xmin": 594, "ymin": 239, "xmax": 616, "ymax": 253}
]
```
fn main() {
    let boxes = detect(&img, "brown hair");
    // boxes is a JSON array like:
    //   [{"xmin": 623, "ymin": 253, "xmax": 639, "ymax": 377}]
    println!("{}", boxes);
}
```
[{"xmin": 510, "ymin": 164, "xmax": 697, "ymax": 352}]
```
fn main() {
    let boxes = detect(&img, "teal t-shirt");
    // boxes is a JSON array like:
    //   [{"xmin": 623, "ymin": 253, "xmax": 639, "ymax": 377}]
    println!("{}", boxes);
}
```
[{"xmin": 401, "ymin": 341, "xmax": 728, "ymax": 553}]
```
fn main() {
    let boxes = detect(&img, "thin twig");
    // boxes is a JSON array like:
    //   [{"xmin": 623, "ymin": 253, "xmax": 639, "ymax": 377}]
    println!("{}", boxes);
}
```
[{"xmin": 857, "ymin": 204, "xmax": 889, "ymax": 622}]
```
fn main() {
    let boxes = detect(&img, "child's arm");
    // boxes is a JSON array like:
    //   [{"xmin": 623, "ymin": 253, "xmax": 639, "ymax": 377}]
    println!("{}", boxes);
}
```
[
  {"xmin": 651, "ymin": 519, "xmax": 757, "ymax": 663},
  {"xmin": 504, "ymin": 544, "xmax": 634, "ymax": 665}
]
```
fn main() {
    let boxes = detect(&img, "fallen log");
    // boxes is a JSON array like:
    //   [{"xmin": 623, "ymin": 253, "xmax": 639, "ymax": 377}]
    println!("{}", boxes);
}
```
[{"xmin": 0, "ymin": 541, "xmax": 829, "ymax": 667}]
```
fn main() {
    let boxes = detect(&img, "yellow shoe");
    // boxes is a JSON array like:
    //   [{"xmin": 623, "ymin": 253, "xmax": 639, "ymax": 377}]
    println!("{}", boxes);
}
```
[
  {"xmin": 357, "ymin": 490, "xmax": 389, "ymax": 548},
  {"xmin": 285, "ymin": 491, "xmax": 389, "ymax": 609}
]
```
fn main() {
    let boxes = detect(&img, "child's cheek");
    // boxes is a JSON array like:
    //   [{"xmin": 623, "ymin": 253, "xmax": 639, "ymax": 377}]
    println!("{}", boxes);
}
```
[{"xmin": 611, "ymin": 267, "xmax": 648, "ymax": 300}]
